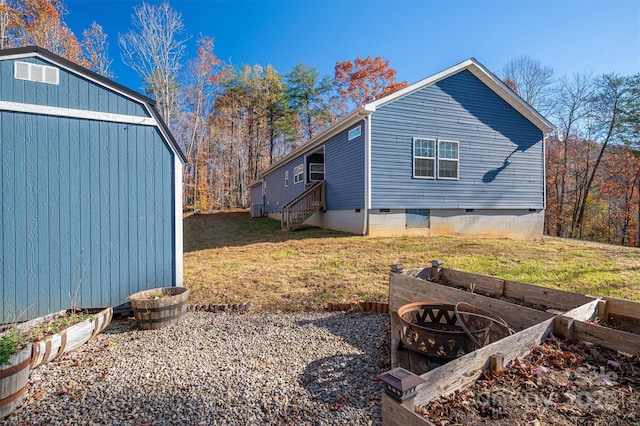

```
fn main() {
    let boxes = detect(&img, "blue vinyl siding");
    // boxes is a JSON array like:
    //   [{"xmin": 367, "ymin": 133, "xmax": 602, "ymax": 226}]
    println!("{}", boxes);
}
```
[
  {"xmin": 0, "ymin": 111, "xmax": 175, "ymax": 322},
  {"xmin": 262, "ymin": 120, "xmax": 366, "ymax": 213},
  {"xmin": 264, "ymin": 159, "xmax": 304, "ymax": 213},
  {"xmin": 0, "ymin": 57, "xmax": 149, "ymax": 117},
  {"xmin": 250, "ymin": 184, "xmax": 262, "ymax": 205},
  {"xmin": 370, "ymin": 70, "xmax": 544, "ymax": 209},
  {"xmin": 324, "ymin": 120, "xmax": 365, "ymax": 210}
]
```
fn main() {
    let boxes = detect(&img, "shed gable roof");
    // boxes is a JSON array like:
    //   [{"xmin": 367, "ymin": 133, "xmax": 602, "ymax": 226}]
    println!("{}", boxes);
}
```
[{"xmin": 0, "ymin": 46, "xmax": 186, "ymax": 163}]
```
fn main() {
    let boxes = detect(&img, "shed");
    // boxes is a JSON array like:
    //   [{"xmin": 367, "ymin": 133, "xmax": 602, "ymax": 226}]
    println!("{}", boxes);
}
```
[
  {"xmin": 252, "ymin": 58, "xmax": 554, "ymax": 239},
  {"xmin": 0, "ymin": 46, "xmax": 186, "ymax": 323}
]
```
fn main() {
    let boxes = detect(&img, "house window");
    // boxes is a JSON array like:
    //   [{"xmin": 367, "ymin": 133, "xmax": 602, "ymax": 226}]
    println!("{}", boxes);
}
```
[
  {"xmin": 438, "ymin": 140, "xmax": 459, "ymax": 179},
  {"xmin": 284, "ymin": 171, "xmax": 289, "ymax": 187},
  {"xmin": 413, "ymin": 138, "xmax": 436, "ymax": 178},
  {"xmin": 348, "ymin": 125, "xmax": 361, "ymax": 140},
  {"xmin": 294, "ymin": 164, "xmax": 304, "ymax": 184},
  {"xmin": 309, "ymin": 163, "xmax": 324, "ymax": 181}
]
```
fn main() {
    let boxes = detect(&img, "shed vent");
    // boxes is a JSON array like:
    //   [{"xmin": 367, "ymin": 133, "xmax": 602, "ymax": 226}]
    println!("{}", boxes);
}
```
[{"xmin": 14, "ymin": 61, "xmax": 59, "ymax": 85}]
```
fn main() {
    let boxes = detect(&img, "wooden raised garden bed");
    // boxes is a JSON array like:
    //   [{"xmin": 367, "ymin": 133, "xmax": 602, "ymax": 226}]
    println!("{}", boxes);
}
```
[{"xmin": 382, "ymin": 262, "xmax": 640, "ymax": 426}]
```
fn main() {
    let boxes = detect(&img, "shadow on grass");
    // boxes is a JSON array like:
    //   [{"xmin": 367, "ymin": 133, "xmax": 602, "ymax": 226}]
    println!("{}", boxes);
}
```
[{"xmin": 184, "ymin": 211, "xmax": 355, "ymax": 252}]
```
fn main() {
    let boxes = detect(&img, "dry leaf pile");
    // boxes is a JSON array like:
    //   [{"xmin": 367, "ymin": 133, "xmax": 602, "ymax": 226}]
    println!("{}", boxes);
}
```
[{"xmin": 417, "ymin": 337, "xmax": 640, "ymax": 425}]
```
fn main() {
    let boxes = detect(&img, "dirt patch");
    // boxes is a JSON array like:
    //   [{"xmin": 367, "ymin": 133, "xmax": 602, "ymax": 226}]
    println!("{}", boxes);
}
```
[{"xmin": 417, "ymin": 337, "xmax": 640, "ymax": 425}]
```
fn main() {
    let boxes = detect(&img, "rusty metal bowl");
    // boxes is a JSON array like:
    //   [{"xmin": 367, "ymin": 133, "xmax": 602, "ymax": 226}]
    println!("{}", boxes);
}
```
[{"xmin": 397, "ymin": 302, "xmax": 491, "ymax": 359}]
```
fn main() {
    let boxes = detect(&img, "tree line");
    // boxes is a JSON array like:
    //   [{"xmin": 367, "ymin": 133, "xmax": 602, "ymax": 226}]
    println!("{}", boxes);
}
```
[{"xmin": 2, "ymin": 1, "xmax": 639, "ymax": 246}]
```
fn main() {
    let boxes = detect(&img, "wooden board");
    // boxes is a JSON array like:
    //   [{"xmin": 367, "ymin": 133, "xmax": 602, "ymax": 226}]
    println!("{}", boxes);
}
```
[
  {"xmin": 390, "ymin": 273, "xmax": 554, "ymax": 331},
  {"xmin": 573, "ymin": 321, "xmax": 640, "ymax": 356},
  {"xmin": 412, "ymin": 317, "xmax": 554, "ymax": 407},
  {"xmin": 381, "ymin": 393, "xmax": 433, "ymax": 426},
  {"xmin": 439, "ymin": 269, "xmax": 594, "ymax": 311}
]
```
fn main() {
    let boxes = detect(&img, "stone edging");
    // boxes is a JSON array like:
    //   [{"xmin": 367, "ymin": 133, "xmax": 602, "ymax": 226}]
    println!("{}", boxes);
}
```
[{"xmin": 187, "ymin": 303, "xmax": 254, "ymax": 312}]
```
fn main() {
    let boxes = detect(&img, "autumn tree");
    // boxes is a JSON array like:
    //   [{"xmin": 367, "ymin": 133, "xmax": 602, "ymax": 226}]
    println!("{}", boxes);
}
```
[
  {"xmin": 501, "ymin": 55, "xmax": 554, "ymax": 114},
  {"xmin": 285, "ymin": 62, "xmax": 333, "ymax": 140},
  {"xmin": 0, "ymin": 0, "xmax": 86, "ymax": 64},
  {"xmin": 573, "ymin": 73, "xmax": 639, "ymax": 238},
  {"xmin": 333, "ymin": 55, "xmax": 408, "ymax": 107},
  {"xmin": 263, "ymin": 65, "xmax": 295, "ymax": 164},
  {"xmin": 119, "ymin": 0, "xmax": 187, "ymax": 127},
  {"xmin": 548, "ymin": 73, "xmax": 594, "ymax": 237},
  {"xmin": 174, "ymin": 36, "xmax": 220, "ymax": 212},
  {"xmin": 81, "ymin": 21, "xmax": 112, "ymax": 77},
  {"xmin": 597, "ymin": 147, "xmax": 640, "ymax": 245}
]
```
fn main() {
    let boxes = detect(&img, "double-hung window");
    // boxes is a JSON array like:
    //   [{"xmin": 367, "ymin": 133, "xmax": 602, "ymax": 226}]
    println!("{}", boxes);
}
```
[
  {"xmin": 309, "ymin": 163, "xmax": 324, "ymax": 181},
  {"xmin": 413, "ymin": 138, "xmax": 436, "ymax": 178},
  {"xmin": 413, "ymin": 138, "xmax": 459, "ymax": 180},
  {"xmin": 438, "ymin": 140, "xmax": 459, "ymax": 179},
  {"xmin": 284, "ymin": 171, "xmax": 289, "ymax": 187},
  {"xmin": 294, "ymin": 164, "xmax": 304, "ymax": 184}
]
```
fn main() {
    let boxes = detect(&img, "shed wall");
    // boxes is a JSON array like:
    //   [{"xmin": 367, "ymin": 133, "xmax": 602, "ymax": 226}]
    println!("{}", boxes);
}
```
[
  {"xmin": 1, "ymin": 111, "xmax": 176, "ymax": 322},
  {"xmin": 0, "ymin": 57, "xmax": 149, "ymax": 117}
]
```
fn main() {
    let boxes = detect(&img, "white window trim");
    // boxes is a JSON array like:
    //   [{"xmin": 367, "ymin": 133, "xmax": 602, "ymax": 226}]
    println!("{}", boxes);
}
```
[
  {"xmin": 437, "ymin": 140, "xmax": 459, "ymax": 180},
  {"xmin": 348, "ymin": 125, "xmax": 362, "ymax": 141},
  {"xmin": 413, "ymin": 137, "xmax": 436, "ymax": 179},
  {"xmin": 294, "ymin": 164, "xmax": 304, "ymax": 184},
  {"xmin": 284, "ymin": 171, "xmax": 289, "ymax": 187},
  {"xmin": 309, "ymin": 163, "xmax": 325, "ymax": 181}
]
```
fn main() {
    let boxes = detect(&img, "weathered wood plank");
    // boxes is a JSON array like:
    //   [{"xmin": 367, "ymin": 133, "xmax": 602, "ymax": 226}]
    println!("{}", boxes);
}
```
[
  {"xmin": 573, "ymin": 321, "xmax": 640, "ymax": 356},
  {"xmin": 413, "ymin": 318, "xmax": 554, "ymax": 407},
  {"xmin": 503, "ymin": 280, "xmax": 594, "ymax": 310},
  {"xmin": 389, "ymin": 273, "xmax": 554, "ymax": 331},
  {"xmin": 604, "ymin": 297, "xmax": 640, "ymax": 319},
  {"xmin": 439, "ymin": 269, "xmax": 594, "ymax": 311},
  {"xmin": 381, "ymin": 393, "xmax": 433, "ymax": 426},
  {"xmin": 440, "ymin": 269, "xmax": 502, "ymax": 295},
  {"xmin": 390, "ymin": 312, "xmax": 403, "ymax": 369}
]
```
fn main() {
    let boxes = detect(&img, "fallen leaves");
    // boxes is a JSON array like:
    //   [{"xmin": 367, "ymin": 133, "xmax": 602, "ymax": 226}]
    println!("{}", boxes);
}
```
[{"xmin": 416, "ymin": 337, "xmax": 640, "ymax": 425}]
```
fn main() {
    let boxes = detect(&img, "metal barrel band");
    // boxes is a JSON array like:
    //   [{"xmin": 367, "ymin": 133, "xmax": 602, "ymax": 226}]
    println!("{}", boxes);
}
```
[
  {"xmin": 134, "ymin": 311, "xmax": 186, "ymax": 324},
  {"xmin": 0, "ymin": 356, "xmax": 30, "ymax": 380}
]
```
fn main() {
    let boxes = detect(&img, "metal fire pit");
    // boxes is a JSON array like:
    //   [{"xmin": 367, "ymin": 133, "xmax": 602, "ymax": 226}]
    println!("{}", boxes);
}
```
[{"xmin": 397, "ymin": 302, "xmax": 510, "ymax": 360}]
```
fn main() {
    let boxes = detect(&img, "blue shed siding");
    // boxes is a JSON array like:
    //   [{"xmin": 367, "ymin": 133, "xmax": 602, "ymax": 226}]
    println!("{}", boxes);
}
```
[
  {"xmin": 0, "ymin": 57, "xmax": 149, "ymax": 117},
  {"xmin": 370, "ymin": 70, "xmax": 544, "ymax": 209},
  {"xmin": 1, "ymin": 111, "xmax": 175, "ymax": 322},
  {"xmin": 324, "ymin": 120, "xmax": 365, "ymax": 210}
]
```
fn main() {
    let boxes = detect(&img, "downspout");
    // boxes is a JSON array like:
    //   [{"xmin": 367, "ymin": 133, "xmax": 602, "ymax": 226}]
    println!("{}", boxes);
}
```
[{"xmin": 363, "ymin": 113, "xmax": 372, "ymax": 236}]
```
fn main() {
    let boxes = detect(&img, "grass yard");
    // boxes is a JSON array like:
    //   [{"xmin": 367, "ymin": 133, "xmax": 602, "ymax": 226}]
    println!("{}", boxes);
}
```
[{"xmin": 183, "ymin": 211, "xmax": 640, "ymax": 311}]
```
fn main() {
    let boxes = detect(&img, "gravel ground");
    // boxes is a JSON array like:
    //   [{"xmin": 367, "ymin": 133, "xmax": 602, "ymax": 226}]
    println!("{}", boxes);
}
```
[{"xmin": 2, "ymin": 311, "xmax": 390, "ymax": 426}]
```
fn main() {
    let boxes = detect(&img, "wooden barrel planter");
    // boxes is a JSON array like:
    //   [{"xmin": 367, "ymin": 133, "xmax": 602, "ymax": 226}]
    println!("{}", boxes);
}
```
[
  {"xmin": 130, "ymin": 287, "xmax": 189, "ymax": 330},
  {"xmin": 0, "ymin": 342, "xmax": 32, "ymax": 419},
  {"xmin": 30, "ymin": 307, "xmax": 113, "ymax": 369}
]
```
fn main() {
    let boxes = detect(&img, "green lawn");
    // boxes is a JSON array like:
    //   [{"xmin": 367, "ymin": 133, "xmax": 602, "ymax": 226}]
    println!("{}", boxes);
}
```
[{"xmin": 183, "ymin": 211, "xmax": 640, "ymax": 311}]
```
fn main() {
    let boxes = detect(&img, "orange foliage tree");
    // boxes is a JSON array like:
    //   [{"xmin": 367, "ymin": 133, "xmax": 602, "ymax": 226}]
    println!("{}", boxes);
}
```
[
  {"xmin": 333, "ymin": 56, "xmax": 408, "ymax": 106},
  {"xmin": 0, "ymin": 0, "xmax": 87, "ymax": 66}
]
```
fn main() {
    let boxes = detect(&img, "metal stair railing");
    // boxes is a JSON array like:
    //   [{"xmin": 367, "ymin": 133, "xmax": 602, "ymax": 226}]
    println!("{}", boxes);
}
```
[{"xmin": 281, "ymin": 181, "xmax": 325, "ymax": 231}]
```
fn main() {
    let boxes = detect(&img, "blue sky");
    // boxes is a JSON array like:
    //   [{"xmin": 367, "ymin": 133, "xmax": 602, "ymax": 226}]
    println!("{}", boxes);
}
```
[{"xmin": 65, "ymin": 0, "xmax": 639, "ymax": 93}]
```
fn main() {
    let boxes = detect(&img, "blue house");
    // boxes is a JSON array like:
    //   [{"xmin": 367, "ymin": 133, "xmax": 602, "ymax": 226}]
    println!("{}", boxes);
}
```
[
  {"xmin": 251, "ymin": 58, "xmax": 554, "ymax": 238},
  {"xmin": 0, "ymin": 47, "xmax": 186, "ymax": 323}
]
